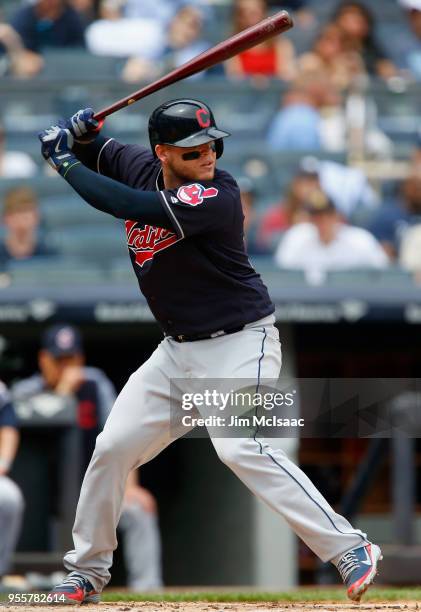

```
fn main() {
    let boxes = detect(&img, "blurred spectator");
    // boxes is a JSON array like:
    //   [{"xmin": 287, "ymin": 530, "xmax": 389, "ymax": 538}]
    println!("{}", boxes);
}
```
[
  {"xmin": 123, "ymin": 5, "xmax": 209, "ymax": 83},
  {"xmin": 12, "ymin": 324, "xmax": 163, "ymax": 591},
  {"xmin": 86, "ymin": 0, "xmax": 164, "ymax": 61},
  {"xmin": 257, "ymin": 169, "xmax": 318, "ymax": 253},
  {"xmin": 274, "ymin": 188, "xmax": 388, "ymax": 284},
  {"xmin": 238, "ymin": 176, "xmax": 261, "ymax": 254},
  {"xmin": 298, "ymin": 23, "xmax": 365, "ymax": 90},
  {"xmin": 161, "ymin": 5, "xmax": 209, "ymax": 74},
  {"xmin": 272, "ymin": 0, "xmax": 307, "ymax": 6},
  {"xmin": 0, "ymin": 22, "xmax": 44, "ymax": 77},
  {"xmin": 0, "ymin": 123, "xmax": 37, "ymax": 178},
  {"xmin": 307, "ymin": 158, "xmax": 380, "ymax": 221},
  {"xmin": 370, "ymin": 172, "xmax": 421, "ymax": 259},
  {"xmin": 266, "ymin": 72, "xmax": 346, "ymax": 152},
  {"xmin": 0, "ymin": 187, "xmax": 55, "ymax": 264},
  {"xmin": 10, "ymin": 0, "xmax": 85, "ymax": 53},
  {"xmin": 225, "ymin": 0, "xmax": 295, "ymax": 80},
  {"xmin": 276, "ymin": 0, "xmax": 317, "ymax": 28},
  {"xmin": 123, "ymin": 0, "xmax": 212, "ymax": 25},
  {"xmin": 393, "ymin": 0, "xmax": 421, "ymax": 80},
  {"xmin": 0, "ymin": 381, "xmax": 24, "ymax": 588},
  {"xmin": 333, "ymin": 1, "xmax": 397, "ymax": 79},
  {"xmin": 400, "ymin": 224, "xmax": 421, "ymax": 274},
  {"xmin": 68, "ymin": 0, "xmax": 98, "ymax": 25}
]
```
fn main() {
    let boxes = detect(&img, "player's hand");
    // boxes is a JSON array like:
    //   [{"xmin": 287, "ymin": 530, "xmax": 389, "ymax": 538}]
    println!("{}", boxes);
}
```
[
  {"xmin": 38, "ymin": 125, "xmax": 76, "ymax": 172},
  {"xmin": 55, "ymin": 365, "xmax": 85, "ymax": 395},
  {"xmin": 60, "ymin": 108, "xmax": 104, "ymax": 143}
]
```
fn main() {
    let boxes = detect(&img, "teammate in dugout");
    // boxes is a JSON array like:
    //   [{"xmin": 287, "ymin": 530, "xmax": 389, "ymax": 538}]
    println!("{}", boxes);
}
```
[
  {"xmin": 0, "ymin": 381, "xmax": 24, "ymax": 588},
  {"xmin": 38, "ymin": 100, "xmax": 382, "ymax": 603}
]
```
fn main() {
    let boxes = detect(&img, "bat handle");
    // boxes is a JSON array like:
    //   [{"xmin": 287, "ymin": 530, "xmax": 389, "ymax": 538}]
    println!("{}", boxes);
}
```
[{"xmin": 93, "ymin": 119, "xmax": 105, "ymax": 132}]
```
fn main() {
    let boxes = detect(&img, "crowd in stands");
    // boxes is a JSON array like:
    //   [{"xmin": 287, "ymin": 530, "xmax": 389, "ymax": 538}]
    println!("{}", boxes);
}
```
[
  {"xmin": 1, "ymin": 0, "xmax": 421, "ymax": 284},
  {"xmin": 1, "ymin": 0, "xmax": 421, "ymax": 82}
]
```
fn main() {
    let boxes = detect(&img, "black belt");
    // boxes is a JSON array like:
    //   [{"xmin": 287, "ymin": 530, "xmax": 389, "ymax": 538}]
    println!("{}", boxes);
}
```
[{"xmin": 170, "ymin": 325, "xmax": 245, "ymax": 343}]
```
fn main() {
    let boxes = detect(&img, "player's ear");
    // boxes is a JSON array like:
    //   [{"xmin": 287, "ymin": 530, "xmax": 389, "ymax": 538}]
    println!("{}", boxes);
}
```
[{"xmin": 155, "ymin": 144, "xmax": 168, "ymax": 164}]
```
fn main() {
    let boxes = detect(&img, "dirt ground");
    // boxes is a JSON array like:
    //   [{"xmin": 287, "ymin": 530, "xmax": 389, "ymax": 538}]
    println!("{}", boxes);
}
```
[{"xmin": 2, "ymin": 602, "xmax": 419, "ymax": 612}]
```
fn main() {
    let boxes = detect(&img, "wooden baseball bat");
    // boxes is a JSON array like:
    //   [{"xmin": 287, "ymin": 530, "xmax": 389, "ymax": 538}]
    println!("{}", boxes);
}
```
[{"xmin": 93, "ymin": 10, "xmax": 293, "ymax": 121}]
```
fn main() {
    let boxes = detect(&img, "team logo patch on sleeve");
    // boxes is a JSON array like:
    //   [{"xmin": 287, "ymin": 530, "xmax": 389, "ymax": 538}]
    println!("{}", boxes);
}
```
[{"xmin": 176, "ymin": 183, "xmax": 218, "ymax": 206}]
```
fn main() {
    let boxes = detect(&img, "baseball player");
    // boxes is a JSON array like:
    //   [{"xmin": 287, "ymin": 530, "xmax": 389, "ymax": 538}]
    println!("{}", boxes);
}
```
[
  {"xmin": 38, "ymin": 100, "xmax": 382, "ymax": 603},
  {"xmin": 0, "ymin": 381, "xmax": 24, "ymax": 586},
  {"xmin": 12, "ymin": 324, "xmax": 162, "ymax": 592}
]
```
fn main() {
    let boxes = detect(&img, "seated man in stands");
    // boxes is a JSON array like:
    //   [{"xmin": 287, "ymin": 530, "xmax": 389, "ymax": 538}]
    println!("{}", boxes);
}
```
[
  {"xmin": 0, "ymin": 21, "xmax": 43, "ymax": 78},
  {"xmin": 274, "ymin": 188, "xmax": 388, "ymax": 285},
  {"xmin": 10, "ymin": 0, "xmax": 85, "ymax": 56},
  {"xmin": 370, "ymin": 167, "xmax": 421, "ymax": 260},
  {"xmin": 0, "ymin": 187, "xmax": 54, "ymax": 264},
  {"xmin": 12, "ymin": 324, "xmax": 162, "ymax": 592},
  {"xmin": 86, "ymin": 0, "xmax": 164, "ymax": 62},
  {"xmin": 122, "ymin": 4, "xmax": 211, "ymax": 83},
  {"xmin": 257, "ymin": 168, "xmax": 319, "ymax": 253},
  {"xmin": 266, "ymin": 72, "xmax": 345, "ymax": 152},
  {"xmin": 390, "ymin": 0, "xmax": 421, "ymax": 80},
  {"xmin": 68, "ymin": 0, "xmax": 98, "ymax": 26},
  {"xmin": 0, "ymin": 381, "xmax": 24, "ymax": 589}
]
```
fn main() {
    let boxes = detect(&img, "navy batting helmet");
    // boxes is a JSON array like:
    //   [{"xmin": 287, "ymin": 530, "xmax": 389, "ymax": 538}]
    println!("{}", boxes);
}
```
[{"xmin": 148, "ymin": 98, "xmax": 230, "ymax": 159}]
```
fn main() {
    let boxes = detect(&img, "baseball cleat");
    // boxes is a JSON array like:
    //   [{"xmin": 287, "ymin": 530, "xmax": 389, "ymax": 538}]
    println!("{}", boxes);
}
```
[
  {"xmin": 50, "ymin": 571, "xmax": 100, "ymax": 604},
  {"xmin": 336, "ymin": 543, "xmax": 383, "ymax": 602}
]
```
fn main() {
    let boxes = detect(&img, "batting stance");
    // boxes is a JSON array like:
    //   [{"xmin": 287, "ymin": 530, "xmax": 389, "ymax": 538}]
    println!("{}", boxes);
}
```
[{"xmin": 39, "ymin": 100, "xmax": 381, "ymax": 603}]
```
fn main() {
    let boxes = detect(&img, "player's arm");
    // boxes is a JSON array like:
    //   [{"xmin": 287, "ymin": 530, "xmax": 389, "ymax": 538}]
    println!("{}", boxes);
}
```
[
  {"xmin": 0, "ymin": 401, "xmax": 20, "ymax": 476},
  {"xmin": 38, "ymin": 126, "xmax": 173, "ymax": 229},
  {"xmin": 0, "ymin": 427, "xmax": 20, "ymax": 476}
]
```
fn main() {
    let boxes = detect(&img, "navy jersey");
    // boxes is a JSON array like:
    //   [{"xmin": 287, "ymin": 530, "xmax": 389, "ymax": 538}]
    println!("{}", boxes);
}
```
[
  {"xmin": 12, "ymin": 368, "xmax": 116, "ymax": 480},
  {"xmin": 95, "ymin": 139, "xmax": 274, "ymax": 336},
  {"xmin": 0, "ymin": 381, "xmax": 18, "ymax": 429}
]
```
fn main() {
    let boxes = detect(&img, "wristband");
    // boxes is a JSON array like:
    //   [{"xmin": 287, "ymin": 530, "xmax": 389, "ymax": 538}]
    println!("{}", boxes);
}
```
[{"xmin": 59, "ymin": 159, "xmax": 81, "ymax": 178}]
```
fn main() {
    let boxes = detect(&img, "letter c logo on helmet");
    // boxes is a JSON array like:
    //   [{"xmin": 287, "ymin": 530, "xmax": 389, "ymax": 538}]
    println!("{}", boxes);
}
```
[{"xmin": 195, "ymin": 108, "xmax": 211, "ymax": 129}]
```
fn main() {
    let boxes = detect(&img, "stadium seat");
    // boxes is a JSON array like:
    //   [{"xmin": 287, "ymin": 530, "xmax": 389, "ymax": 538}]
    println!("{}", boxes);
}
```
[
  {"xmin": 45, "ymin": 226, "xmax": 128, "ymax": 263},
  {"xmin": 307, "ymin": 0, "xmax": 404, "ymax": 22},
  {"xmin": 6, "ymin": 257, "xmax": 106, "ymax": 285},
  {"xmin": 0, "ymin": 178, "xmax": 74, "ymax": 200},
  {"xmin": 41, "ymin": 195, "xmax": 121, "ymax": 229},
  {"xmin": 41, "ymin": 50, "xmax": 123, "ymax": 81},
  {"xmin": 325, "ymin": 268, "xmax": 415, "ymax": 287},
  {"xmin": 252, "ymin": 258, "xmax": 308, "ymax": 287},
  {"xmin": 110, "ymin": 257, "xmax": 135, "ymax": 283}
]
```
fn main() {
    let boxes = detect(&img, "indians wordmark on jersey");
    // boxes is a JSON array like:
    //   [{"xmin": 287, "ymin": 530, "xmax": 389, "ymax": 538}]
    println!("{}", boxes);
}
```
[{"xmin": 125, "ymin": 221, "xmax": 180, "ymax": 267}]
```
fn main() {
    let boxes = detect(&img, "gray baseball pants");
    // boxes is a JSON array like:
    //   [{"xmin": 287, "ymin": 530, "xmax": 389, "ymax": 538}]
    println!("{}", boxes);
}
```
[
  {"xmin": 119, "ymin": 503, "xmax": 162, "ymax": 590},
  {"xmin": 64, "ymin": 315, "xmax": 368, "ymax": 591},
  {"xmin": 0, "ymin": 476, "xmax": 24, "ymax": 576}
]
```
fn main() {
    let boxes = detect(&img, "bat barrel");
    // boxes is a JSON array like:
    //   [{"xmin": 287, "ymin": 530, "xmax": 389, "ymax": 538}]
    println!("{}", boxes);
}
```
[{"xmin": 93, "ymin": 10, "xmax": 293, "ymax": 121}]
